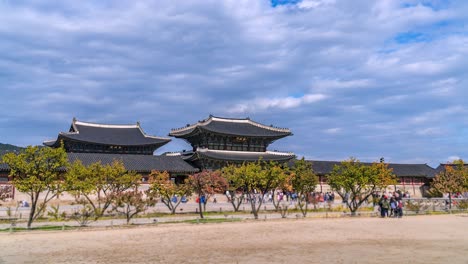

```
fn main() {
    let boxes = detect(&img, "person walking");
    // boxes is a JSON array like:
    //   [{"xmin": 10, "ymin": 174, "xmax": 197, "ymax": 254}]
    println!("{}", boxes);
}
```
[
  {"xmin": 397, "ymin": 199, "xmax": 404, "ymax": 218},
  {"xmin": 380, "ymin": 196, "xmax": 390, "ymax": 218},
  {"xmin": 390, "ymin": 197, "xmax": 397, "ymax": 217}
]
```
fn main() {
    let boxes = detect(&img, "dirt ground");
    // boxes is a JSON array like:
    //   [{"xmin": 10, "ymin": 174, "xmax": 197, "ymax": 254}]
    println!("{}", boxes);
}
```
[{"xmin": 0, "ymin": 215, "xmax": 467, "ymax": 264}]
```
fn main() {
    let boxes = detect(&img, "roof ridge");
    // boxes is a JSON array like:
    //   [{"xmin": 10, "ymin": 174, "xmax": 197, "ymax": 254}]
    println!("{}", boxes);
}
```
[
  {"xmin": 74, "ymin": 119, "xmax": 139, "ymax": 129},
  {"xmin": 170, "ymin": 115, "xmax": 291, "ymax": 133},
  {"xmin": 136, "ymin": 125, "xmax": 171, "ymax": 141},
  {"xmin": 197, "ymin": 148, "xmax": 294, "ymax": 156}
]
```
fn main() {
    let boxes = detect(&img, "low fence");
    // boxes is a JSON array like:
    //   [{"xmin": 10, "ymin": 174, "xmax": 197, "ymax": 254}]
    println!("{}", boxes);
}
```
[{"xmin": 402, "ymin": 198, "xmax": 468, "ymax": 214}]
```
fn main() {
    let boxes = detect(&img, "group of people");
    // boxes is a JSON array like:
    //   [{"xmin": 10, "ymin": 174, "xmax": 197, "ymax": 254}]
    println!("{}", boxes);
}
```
[
  {"xmin": 308, "ymin": 191, "xmax": 335, "ymax": 204},
  {"xmin": 378, "ymin": 190, "xmax": 404, "ymax": 218},
  {"xmin": 224, "ymin": 189, "xmax": 337, "ymax": 205}
]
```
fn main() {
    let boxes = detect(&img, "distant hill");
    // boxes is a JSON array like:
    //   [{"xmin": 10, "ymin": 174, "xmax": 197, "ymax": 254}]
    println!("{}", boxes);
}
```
[{"xmin": 0, "ymin": 143, "xmax": 24, "ymax": 156}]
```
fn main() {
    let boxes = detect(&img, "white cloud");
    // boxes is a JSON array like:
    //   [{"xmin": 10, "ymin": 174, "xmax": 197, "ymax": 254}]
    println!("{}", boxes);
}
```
[
  {"xmin": 0, "ymin": 0, "xmax": 467, "ymax": 166},
  {"xmin": 229, "ymin": 93, "xmax": 327, "ymax": 113},
  {"xmin": 323, "ymin": 128, "xmax": 341, "ymax": 134},
  {"xmin": 298, "ymin": 0, "xmax": 336, "ymax": 9},
  {"xmin": 447, "ymin": 156, "xmax": 461, "ymax": 163}
]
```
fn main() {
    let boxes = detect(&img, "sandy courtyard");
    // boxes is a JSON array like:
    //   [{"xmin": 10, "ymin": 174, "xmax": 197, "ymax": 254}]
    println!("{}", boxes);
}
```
[{"xmin": 0, "ymin": 215, "xmax": 467, "ymax": 264}]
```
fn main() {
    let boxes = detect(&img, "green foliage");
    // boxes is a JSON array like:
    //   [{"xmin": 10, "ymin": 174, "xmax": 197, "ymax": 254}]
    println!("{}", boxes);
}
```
[
  {"xmin": 221, "ymin": 160, "xmax": 288, "ymax": 219},
  {"xmin": 47, "ymin": 205, "xmax": 67, "ymax": 221},
  {"xmin": 430, "ymin": 160, "xmax": 468, "ymax": 209},
  {"xmin": 431, "ymin": 160, "xmax": 468, "ymax": 196},
  {"xmin": 65, "ymin": 160, "xmax": 141, "ymax": 219},
  {"xmin": 456, "ymin": 200, "xmax": 468, "ymax": 210},
  {"xmin": 71, "ymin": 198, "xmax": 95, "ymax": 226},
  {"xmin": 289, "ymin": 157, "xmax": 318, "ymax": 217},
  {"xmin": 147, "ymin": 170, "xmax": 191, "ymax": 214},
  {"xmin": 222, "ymin": 164, "xmax": 246, "ymax": 212},
  {"xmin": 2, "ymin": 145, "xmax": 68, "ymax": 228},
  {"xmin": 328, "ymin": 158, "xmax": 397, "ymax": 215}
]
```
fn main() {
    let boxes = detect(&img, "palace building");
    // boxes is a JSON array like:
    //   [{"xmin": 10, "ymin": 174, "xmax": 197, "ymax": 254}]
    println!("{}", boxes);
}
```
[
  {"xmin": 303, "ymin": 160, "xmax": 436, "ymax": 197},
  {"xmin": 0, "ymin": 116, "xmax": 441, "ymax": 197},
  {"xmin": 43, "ymin": 118, "xmax": 171, "ymax": 155},
  {"xmin": 168, "ymin": 115, "xmax": 295, "ymax": 169},
  {"xmin": 43, "ymin": 118, "xmax": 199, "ymax": 180}
]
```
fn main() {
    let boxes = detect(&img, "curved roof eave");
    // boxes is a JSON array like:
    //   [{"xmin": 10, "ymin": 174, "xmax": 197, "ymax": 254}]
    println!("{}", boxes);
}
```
[
  {"xmin": 58, "ymin": 133, "xmax": 171, "ymax": 147},
  {"xmin": 169, "ymin": 116, "xmax": 292, "ymax": 138}
]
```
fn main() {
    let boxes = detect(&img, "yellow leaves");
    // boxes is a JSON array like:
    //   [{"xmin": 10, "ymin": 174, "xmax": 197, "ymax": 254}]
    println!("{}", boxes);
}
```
[
  {"xmin": 328, "ymin": 158, "xmax": 397, "ymax": 192},
  {"xmin": 431, "ymin": 161, "xmax": 468, "ymax": 195},
  {"xmin": 2, "ymin": 145, "xmax": 68, "ymax": 193},
  {"xmin": 148, "ymin": 170, "xmax": 191, "ymax": 198},
  {"xmin": 221, "ymin": 160, "xmax": 291, "ymax": 194},
  {"xmin": 290, "ymin": 158, "xmax": 318, "ymax": 193}
]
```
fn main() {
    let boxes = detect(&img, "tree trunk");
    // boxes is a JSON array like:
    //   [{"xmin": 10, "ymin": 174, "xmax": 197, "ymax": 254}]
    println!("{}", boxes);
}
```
[
  {"xmin": 299, "ymin": 199, "xmax": 308, "ymax": 217},
  {"xmin": 198, "ymin": 199, "xmax": 204, "ymax": 219},
  {"xmin": 272, "ymin": 191, "xmax": 280, "ymax": 212},
  {"xmin": 230, "ymin": 195, "xmax": 243, "ymax": 212},
  {"xmin": 28, "ymin": 193, "xmax": 39, "ymax": 229},
  {"xmin": 249, "ymin": 194, "xmax": 259, "ymax": 219},
  {"xmin": 449, "ymin": 193, "xmax": 452, "ymax": 210}
]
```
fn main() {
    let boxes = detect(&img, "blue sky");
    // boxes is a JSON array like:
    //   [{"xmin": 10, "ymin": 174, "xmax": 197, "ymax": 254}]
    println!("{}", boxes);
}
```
[{"xmin": 0, "ymin": 0, "xmax": 467, "ymax": 167}]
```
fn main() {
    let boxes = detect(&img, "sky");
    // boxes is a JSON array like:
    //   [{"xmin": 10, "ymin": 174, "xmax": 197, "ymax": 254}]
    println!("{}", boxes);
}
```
[{"xmin": 0, "ymin": 0, "xmax": 467, "ymax": 167}]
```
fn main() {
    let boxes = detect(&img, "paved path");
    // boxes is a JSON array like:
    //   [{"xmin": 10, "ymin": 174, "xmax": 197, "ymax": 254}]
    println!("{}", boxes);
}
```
[{"xmin": 0, "ymin": 201, "xmax": 368, "ymax": 229}]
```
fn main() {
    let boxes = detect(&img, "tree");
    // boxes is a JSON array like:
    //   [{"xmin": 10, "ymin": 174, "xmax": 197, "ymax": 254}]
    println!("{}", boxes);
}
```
[
  {"xmin": 290, "ymin": 158, "xmax": 318, "ymax": 217},
  {"xmin": 222, "ymin": 164, "xmax": 246, "ymax": 212},
  {"xmin": 2, "ymin": 145, "xmax": 69, "ymax": 228},
  {"xmin": 147, "ymin": 170, "xmax": 191, "ymax": 214},
  {"xmin": 111, "ymin": 189, "xmax": 156, "ymax": 224},
  {"xmin": 221, "ymin": 160, "xmax": 287, "ymax": 219},
  {"xmin": 65, "ymin": 160, "xmax": 140, "ymax": 219},
  {"xmin": 328, "ymin": 158, "xmax": 397, "ymax": 216},
  {"xmin": 269, "ymin": 164, "xmax": 291, "ymax": 212},
  {"xmin": 188, "ymin": 170, "xmax": 228, "ymax": 219},
  {"xmin": 430, "ymin": 160, "xmax": 468, "ymax": 209}
]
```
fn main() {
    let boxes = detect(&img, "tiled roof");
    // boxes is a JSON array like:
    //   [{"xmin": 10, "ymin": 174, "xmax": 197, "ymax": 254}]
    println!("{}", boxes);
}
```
[
  {"xmin": 188, "ymin": 148, "xmax": 295, "ymax": 162},
  {"xmin": 67, "ymin": 153, "xmax": 198, "ymax": 173},
  {"xmin": 434, "ymin": 163, "xmax": 468, "ymax": 177},
  {"xmin": 301, "ymin": 160, "xmax": 436, "ymax": 178},
  {"xmin": 44, "ymin": 119, "xmax": 171, "ymax": 147},
  {"xmin": 169, "ymin": 115, "xmax": 292, "ymax": 138},
  {"xmin": 0, "ymin": 163, "xmax": 9, "ymax": 172}
]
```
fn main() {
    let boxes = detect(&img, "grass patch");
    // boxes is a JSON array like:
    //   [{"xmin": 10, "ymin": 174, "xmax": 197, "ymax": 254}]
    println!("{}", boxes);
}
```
[
  {"xmin": 0, "ymin": 225, "xmax": 75, "ymax": 232},
  {"xmin": 182, "ymin": 218, "xmax": 242, "ymax": 224}
]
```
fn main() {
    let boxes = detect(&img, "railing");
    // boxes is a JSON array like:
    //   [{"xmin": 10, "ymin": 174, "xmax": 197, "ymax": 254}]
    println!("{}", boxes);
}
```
[{"xmin": 402, "ymin": 198, "xmax": 468, "ymax": 213}]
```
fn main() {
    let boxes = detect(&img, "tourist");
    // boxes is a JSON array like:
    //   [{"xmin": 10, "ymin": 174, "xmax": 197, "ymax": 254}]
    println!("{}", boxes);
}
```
[
  {"xmin": 390, "ymin": 197, "xmax": 397, "ymax": 217},
  {"xmin": 380, "ymin": 196, "xmax": 390, "ymax": 218},
  {"xmin": 396, "ymin": 199, "xmax": 404, "ymax": 218}
]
